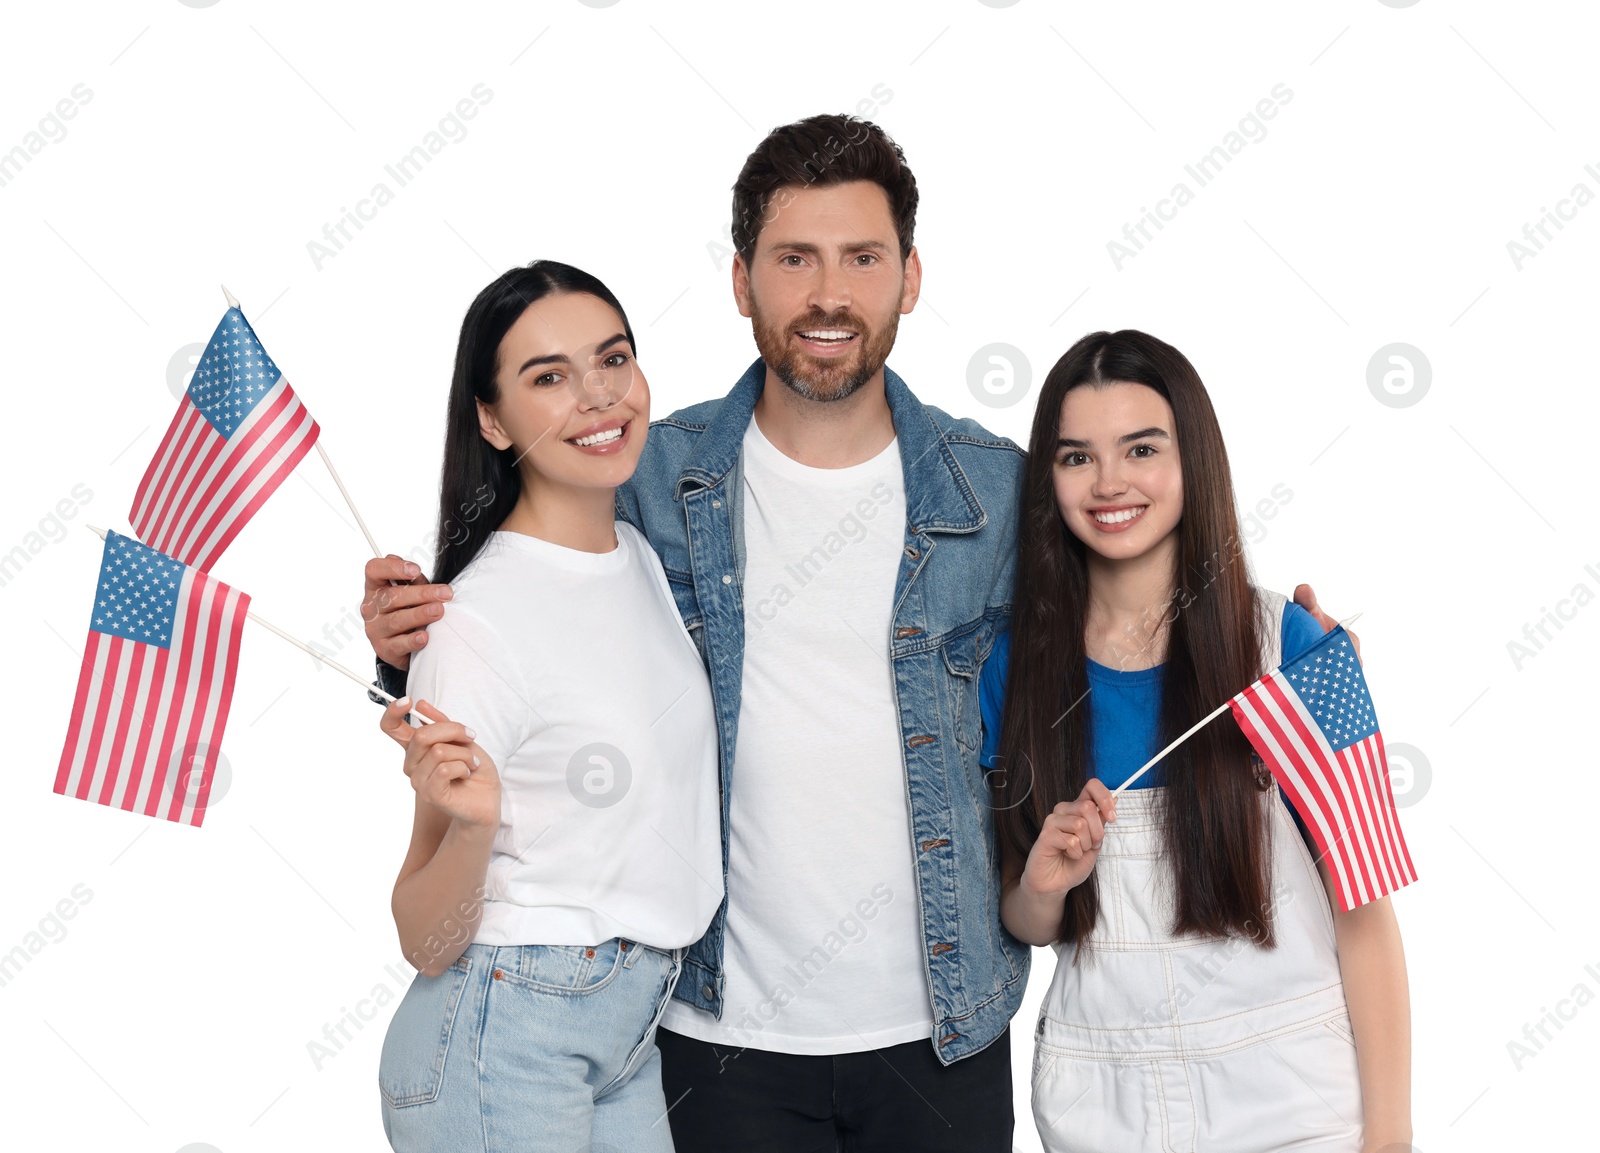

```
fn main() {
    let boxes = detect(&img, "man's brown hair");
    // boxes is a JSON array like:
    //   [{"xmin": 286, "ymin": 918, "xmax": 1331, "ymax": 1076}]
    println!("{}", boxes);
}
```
[{"xmin": 730, "ymin": 114, "xmax": 919, "ymax": 265}]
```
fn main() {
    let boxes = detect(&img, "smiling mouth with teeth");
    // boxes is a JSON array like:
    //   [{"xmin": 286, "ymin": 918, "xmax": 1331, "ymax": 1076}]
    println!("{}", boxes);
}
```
[
  {"xmin": 570, "ymin": 424, "xmax": 625, "ymax": 447},
  {"xmin": 1092, "ymin": 506, "xmax": 1147, "ymax": 525},
  {"xmin": 796, "ymin": 328, "xmax": 858, "ymax": 345}
]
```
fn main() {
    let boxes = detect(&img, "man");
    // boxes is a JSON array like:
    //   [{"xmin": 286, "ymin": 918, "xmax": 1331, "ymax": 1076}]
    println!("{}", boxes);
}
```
[{"xmin": 362, "ymin": 113, "xmax": 1350, "ymax": 1150}]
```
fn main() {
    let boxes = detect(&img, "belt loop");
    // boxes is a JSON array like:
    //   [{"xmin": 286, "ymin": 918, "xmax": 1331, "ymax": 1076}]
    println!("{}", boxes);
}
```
[{"xmin": 621, "ymin": 937, "xmax": 641, "ymax": 969}]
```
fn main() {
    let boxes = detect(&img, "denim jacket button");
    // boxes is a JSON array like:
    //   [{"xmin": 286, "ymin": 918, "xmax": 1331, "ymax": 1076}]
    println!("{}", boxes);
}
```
[
  {"xmin": 712, "ymin": 499, "xmax": 722, "ymax": 508},
  {"xmin": 722, "ymin": 574, "xmax": 732, "ymax": 584},
  {"xmin": 702, "ymin": 984, "xmax": 717, "ymax": 1000}
]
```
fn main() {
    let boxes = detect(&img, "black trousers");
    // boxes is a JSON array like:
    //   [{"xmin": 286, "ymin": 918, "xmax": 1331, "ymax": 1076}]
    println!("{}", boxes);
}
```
[{"xmin": 655, "ymin": 1024, "xmax": 1013, "ymax": 1152}]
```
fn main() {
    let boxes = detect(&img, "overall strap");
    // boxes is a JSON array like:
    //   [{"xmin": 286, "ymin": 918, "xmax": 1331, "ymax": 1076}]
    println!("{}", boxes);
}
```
[{"xmin": 1252, "ymin": 585, "xmax": 1289, "ymax": 676}]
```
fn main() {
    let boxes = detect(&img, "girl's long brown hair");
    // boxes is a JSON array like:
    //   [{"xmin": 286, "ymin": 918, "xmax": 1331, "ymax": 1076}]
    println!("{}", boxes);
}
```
[{"xmin": 993, "ymin": 330, "xmax": 1276, "ymax": 949}]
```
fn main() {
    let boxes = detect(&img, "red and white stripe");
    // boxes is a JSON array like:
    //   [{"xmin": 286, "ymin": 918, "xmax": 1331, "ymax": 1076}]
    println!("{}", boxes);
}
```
[
  {"xmin": 1231, "ymin": 673, "xmax": 1417, "ymax": 911},
  {"xmin": 128, "ymin": 375, "xmax": 319, "ymax": 571},
  {"xmin": 54, "ymin": 567, "xmax": 248, "ymax": 827}
]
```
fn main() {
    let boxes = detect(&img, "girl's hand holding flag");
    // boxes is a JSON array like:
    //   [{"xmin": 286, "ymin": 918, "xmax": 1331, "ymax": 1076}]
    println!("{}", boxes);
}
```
[
  {"xmin": 1025, "ymin": 780, "xmax": 1119, "ymax": 896},
  {"xmin": 379, "ymin": 697, "xmax": 500, "ymax": 832},
  {"xmin": 1003, "ymin": 779, "xmax": 1118, "ymax": 947}
]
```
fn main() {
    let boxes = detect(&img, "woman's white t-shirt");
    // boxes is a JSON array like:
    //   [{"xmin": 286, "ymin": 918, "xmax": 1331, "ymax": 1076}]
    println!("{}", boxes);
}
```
[{"xmin": 405, "ymin": 521, "xmax": 723, "ymax": 950}]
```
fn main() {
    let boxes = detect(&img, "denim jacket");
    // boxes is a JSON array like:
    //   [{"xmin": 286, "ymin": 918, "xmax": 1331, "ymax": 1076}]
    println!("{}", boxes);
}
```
[
  {"xmin": 375, "ymin": 357, "xmax": 1030, "ymax": 1063},
  {"xmin": 620, "ymin": 356, "xmax": 1030, "ymax": 1064}
]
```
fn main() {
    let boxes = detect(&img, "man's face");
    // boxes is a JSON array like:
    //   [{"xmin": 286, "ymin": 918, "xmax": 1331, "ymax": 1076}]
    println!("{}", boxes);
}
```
[{"xmin": 733, "ymin": 180, "xmax": 921, "ymax": 402}]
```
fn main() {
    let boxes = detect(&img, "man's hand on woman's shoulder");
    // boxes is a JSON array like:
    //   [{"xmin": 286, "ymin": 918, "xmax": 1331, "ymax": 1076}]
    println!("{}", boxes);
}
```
[{"xmin": 363, "ymin": 554, "xmax": 455, "ymax": 671}]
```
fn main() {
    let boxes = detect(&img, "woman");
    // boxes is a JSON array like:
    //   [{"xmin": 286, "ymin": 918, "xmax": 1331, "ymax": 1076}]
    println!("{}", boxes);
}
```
[
  {"xmin": 373, "ymin": 260, "xmax": 721, "ymax": 1152},
  {"xmin": 982, "ymin": 330, "xmax": 1412, "ymax": 1151}
]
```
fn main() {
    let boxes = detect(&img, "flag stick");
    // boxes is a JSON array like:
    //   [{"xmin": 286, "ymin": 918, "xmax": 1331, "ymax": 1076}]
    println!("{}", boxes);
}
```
[
  {"xmin": 244, "ymin": 594, "xmax": 432, "ymax": 722},
  {"xmin": 220, "ymin": 284, "xmax": 386, "ymax": 560},
  {"xmin": 1111, "ymin": 613, "xmax": 1365, "ymax": 795},
  {"xmin": 1113, "ymin": 700, "xmax": 1231, "ymax": 795},
  {"xmin": 315, "ymin": 441, "xmax": 384, "ymax": 558},
  {"xmin": 85, "ymin": 524, "xmax": 430, "ymax": 723}
]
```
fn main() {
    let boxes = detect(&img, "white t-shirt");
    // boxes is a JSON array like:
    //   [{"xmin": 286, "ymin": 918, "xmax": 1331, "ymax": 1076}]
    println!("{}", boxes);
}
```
[
  {"xmin": 406, "ymin": 521, "xmax": 722, "ymax": 950},
  {"xmin": 660, "ymin": 416, "xmax": 933, "ymax": 1054}
]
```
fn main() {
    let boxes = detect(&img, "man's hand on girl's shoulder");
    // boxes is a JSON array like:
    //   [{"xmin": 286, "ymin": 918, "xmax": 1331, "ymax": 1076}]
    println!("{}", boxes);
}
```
[{"xmin": 1293, "ymin": 583, "xmax": 1361, "ymax": 662}]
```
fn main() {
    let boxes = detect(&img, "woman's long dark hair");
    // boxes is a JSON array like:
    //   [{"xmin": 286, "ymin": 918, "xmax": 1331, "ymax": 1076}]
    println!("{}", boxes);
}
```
[
  {"xmin": 993, "ymin": 330, "xmax": 1276, "ymax": 950},
  {"xmin": 431, "ymin": 260, "xmax": 636, "ymax": 588}
]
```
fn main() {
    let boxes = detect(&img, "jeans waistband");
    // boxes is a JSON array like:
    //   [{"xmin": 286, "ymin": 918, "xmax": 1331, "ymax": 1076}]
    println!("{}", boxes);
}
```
[{"xmin": 465, "ymin": 937, "xmax": 685, "ymax": 959}]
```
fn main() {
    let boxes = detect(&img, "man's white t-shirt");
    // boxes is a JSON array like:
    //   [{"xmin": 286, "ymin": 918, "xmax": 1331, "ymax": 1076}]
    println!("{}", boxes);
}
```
[
  {"xmin": 660, "ymin": 416, "xmax": 933, "ymax": 1054},
  {"xmin": 406, "ymin": 521, "xmax": 723, "ymax": 950}
]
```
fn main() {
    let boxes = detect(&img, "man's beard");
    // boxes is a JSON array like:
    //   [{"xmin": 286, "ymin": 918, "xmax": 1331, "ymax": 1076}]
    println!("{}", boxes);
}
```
[{"xmin": 750, "ymin": 297, "xmax": 901, "ymax": 403}]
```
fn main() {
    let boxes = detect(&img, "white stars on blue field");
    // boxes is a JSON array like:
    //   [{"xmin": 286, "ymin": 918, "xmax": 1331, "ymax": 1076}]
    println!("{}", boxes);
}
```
[
  {"xmin": 91, "ymin": 531, "xmax": 185, "ymax": 649},
  {"xmin": 188, "ymin": 308, "xmax": 282, "ymax": 438},
  {"xmin": 1283, "ymin": 630, "xmax": 1377, "ymax": 751}
]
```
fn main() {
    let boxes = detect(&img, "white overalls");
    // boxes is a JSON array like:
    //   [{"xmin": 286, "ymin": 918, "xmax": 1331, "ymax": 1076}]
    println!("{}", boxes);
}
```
[{"xmin": 1030, "ymin": 588, "xmax": 1364, "ymax": 1152}]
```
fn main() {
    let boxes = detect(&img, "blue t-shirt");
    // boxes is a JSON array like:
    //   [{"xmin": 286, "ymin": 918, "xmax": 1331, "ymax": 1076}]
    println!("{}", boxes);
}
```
[{"xmin": 978, "ymin": 601, "xmax": 1325, "ymax": 836}]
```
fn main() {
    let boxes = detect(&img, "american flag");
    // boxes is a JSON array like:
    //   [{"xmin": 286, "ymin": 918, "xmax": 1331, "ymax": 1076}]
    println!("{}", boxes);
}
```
[
  {"xmin": 129, "ymin": 307, "xmax": 319, "ymax": 570},
  {"xmin": 55, "ymin": 530, "xmax": 249, "ymax": 827},
  {"xmin": 1230, "ymin": 625, "xmax": 1417, "ymax": 911}
]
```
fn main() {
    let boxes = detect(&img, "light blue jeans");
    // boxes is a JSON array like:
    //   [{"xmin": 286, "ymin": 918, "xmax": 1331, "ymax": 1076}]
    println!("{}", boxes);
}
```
[{"xmin": 379, "ymin": 937, "xmax": 685, "ymax": 1153}]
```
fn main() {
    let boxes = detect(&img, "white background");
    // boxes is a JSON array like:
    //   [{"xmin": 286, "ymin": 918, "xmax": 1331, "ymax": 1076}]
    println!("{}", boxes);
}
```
[{"xmin": 1, "ymin": 1, "xmax": 1594, "ymax": 1149}]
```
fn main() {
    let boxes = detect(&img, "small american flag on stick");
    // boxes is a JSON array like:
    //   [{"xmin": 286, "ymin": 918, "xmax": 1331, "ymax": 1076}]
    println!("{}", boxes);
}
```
[
  {"xmin": 128, "ymin": 305, "xmax": 319, "ymax": 570},
  {"xmin": 1230, "ymin": 626, "xmax": 1418, "ymax": 911},
  {"xmin": 54, "ymin": 529, "xmax": 249, "ymax": 827}
]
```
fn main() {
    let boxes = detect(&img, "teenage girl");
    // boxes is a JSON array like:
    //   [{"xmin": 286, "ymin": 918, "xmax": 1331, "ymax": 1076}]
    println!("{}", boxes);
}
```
[
  {"xmin": 372, "ymin": 261, "xmax": 722, "ymax": 1152},
  {"xmin": 981, "ymin": 330, "xmax": 1411, "ymax": 1152}
]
